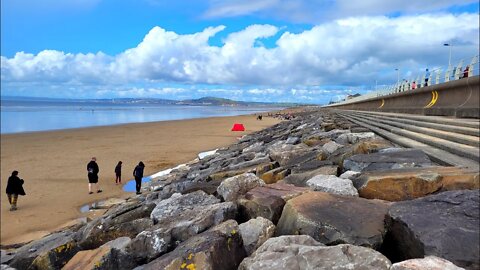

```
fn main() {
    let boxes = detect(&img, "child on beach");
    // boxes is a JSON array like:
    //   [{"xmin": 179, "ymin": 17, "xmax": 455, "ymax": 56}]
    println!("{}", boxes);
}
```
[
  {"xmin": 6, "ymin": 171, "xmax": 26, "ymax": 211},
  {"xmin": 87, "ymin": 157, "xmax": 102, "ymax": 194},
  {"xmin": 133, "ymin": 161, "xmax": 145, "ymax": 195},
  {"xmin": 115, "ymin": 161, "xmax": 122, "ymax": 184}
]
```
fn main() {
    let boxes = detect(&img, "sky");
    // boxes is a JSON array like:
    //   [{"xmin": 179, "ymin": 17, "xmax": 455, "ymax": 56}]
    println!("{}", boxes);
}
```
[{"xmin": 1, "ymin": 0, "xmax": 479, "ymax": 104}]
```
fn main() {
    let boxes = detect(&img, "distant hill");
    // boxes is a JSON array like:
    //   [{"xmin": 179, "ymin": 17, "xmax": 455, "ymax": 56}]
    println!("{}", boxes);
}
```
[{"xmin": 1, "ymin": 96, "xmax": 302, "ymax": 107}]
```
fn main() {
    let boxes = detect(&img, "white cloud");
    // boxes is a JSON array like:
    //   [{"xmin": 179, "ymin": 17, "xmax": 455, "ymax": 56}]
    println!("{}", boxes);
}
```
[
  {"xmin": 1, "ymin": 13, "xmax": 479, "ymax": 100},
  {"xmin": 203, "ymin": 0, "xmax": 477, "ymax": 23}
]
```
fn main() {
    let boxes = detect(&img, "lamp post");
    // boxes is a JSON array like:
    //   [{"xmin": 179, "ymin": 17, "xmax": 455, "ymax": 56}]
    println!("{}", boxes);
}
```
[
  {"xmin": 395, "ymin": 68, "xmax": 399, "ymax": 85},
  {"xmin": 443, "ymin": 43, "xmax": 452, "ymax": 68}
]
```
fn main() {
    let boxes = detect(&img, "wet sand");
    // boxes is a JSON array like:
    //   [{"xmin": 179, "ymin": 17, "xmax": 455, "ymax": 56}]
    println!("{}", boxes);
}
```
[{"xmin": 0, "ymin": 114, "xmax": 281, "ymax": 245}]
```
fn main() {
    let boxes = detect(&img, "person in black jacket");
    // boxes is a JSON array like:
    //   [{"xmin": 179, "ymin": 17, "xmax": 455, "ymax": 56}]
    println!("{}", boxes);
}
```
[
  {"xmin": 114, "ymin": 161, "xmax": 122, "ymax": 185},
  {"xmin": 6, "ymin": 171, "xmax": 26, "ymax": 211},
  {"xmin": 87, "ymin": 157, "xmax": 102, "ymax": 194},
  {"xmin": 133, "ymin": 161, "xmax": 145, "ymax": 195}
]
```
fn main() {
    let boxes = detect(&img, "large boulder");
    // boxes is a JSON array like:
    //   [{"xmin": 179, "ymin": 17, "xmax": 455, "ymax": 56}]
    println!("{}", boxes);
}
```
[
  {"xmin": 322, "ymin": 141, "xmax": 343, "ymax": 154},
  {"xmin": 335, "ymin": 132, "xmax": 376, "ymax": 144},
  {"xmin": 306, "ymin": 175, "xmax": 359, "ymax": 196},
  {"xmin": 258, "ymin": 167, "xmax": 291, "ymax": 184},
  {"xmin": 128, "ymin": 191, "xmax": 236, "ymax": 263},
  {"xmin": 238, "ymin": 183, "xmax": 310, "ymax": 224},
  {"xmin": 351, "ymin": 138, "xmax": 394, "ymax": 155},
  {"xmin": 238, "ymin": 235, "xmax": 392, "ymax": 270},
  {"xmin": 282, "ymin": 165, "xmax": 338, "ymax": 187},
  {"xmin": 267, "ymin": 141, "xmax": 311, "ymax": 166},
  {"xmin": 384, "ymin": 190, "xmax": 479, "ymax": 269},
  {"xmin": 9, "ymin": 231, "xmax": 79, "ymax": 270},
  {"xmin": 276, "ymin": 192, "xmax": 390, "ymax": 249},
  {"xmin": 343, "ymin": 149, "xmax": 432, "ymax": 172},
  {"xmin": 63, "ymin": 237, "xmax": 135, "ymax": 270},
  {"xmin": 390, "ymin": 256, "xmax": 465, "ymax": 270},
  {"xmin": 217, "ymin": 173, "xmax": 265, "ymax": 201},
  {"xmin": 239, "ymin": 217, "xmax": 275, "ymax": 255},
  {"xmin": 354, "ymin": 167, "xmax": 479, "ymax": 201},
  {"xmin": 137, "ymin": 220, "xmax": 246, "ymax": 270}
]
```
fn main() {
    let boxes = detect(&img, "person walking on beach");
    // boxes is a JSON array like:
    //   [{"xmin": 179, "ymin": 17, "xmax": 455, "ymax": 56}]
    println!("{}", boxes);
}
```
[
  {"xmin": 6, "ymin": 171, "xmax": 26, "ymax": 211},
  {"xmin": 133, "ymin": 161, "xmax": 145, "ymax": 195},
  {"xmin": 87, "ymin": 157, "xmax": 102, "ymax": 194},
  {"xmin": 115, "ymin": 161, "xmax": 122, "ymax": 185}
]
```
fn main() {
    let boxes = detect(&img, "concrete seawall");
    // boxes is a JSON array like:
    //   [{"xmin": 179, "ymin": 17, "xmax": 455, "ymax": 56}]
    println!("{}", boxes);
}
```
[{"xmin": 328, "ymin": 75, "xmax": 479, "ymax": 118}]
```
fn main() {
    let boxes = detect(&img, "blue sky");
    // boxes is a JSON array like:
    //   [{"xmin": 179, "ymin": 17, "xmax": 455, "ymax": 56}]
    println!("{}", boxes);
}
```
[{"xmin": 1, "ymin": 0, "xmax": 479, "ymax": 104}]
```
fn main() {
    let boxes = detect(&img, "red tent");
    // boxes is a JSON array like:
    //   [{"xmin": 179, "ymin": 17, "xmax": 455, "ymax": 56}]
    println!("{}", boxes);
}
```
[{"xmin": 231, "ymin": 123, "xmax": 245, "ymax": 131}]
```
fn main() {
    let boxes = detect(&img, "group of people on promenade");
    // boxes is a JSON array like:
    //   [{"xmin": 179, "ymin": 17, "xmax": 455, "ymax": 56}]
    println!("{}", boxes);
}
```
[
  {"xmin": 87, "ymin": 157, "xmax": 146, "ymax": 195},
  {"xmin": 5, "ymin": 158, "xmax": 146, "ymax": 211}
]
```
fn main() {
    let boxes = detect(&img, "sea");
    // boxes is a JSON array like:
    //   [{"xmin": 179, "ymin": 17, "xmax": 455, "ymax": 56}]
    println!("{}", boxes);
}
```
[{"xmin": 0, "ymin": 99, "xmax": 284, "ymax": 134}]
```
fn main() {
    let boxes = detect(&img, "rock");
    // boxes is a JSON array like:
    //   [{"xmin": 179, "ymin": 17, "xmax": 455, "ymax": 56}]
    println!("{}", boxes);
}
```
[
  {"xmin": 285, "ymin": 137, "xmax": 300, "ymax": 144},
  {"xmin": 238, "ymin": 235, "xmax": 392, "ymax": 270},
  {"xmin": 351, "ymin": 138, "xmax": 394, "ymax": 155},
  {"xmin": 390, "ymin": 256, "xmax": 465, "ymax": 270},
  {"xmin": 267, "ymin": 142, "xmax": 311, "ymax": 166},
  {"xmin": 126, "ymin": 228, "xmax": 172, "ymax": 263},
  {"xmin": 90, "ymin": 198, "xmax": 126, "ymax": 210},
  {"xmin": 9, "ymin": 231, "xmax": 79, "ymax": 270},
  {"xmin": 217, "ymin": 173, "xmax": 265, "ymax": 201},
  {"xmin": 336, "ymin": 132, "xmax": 376, "ymax": 144},
  {"xmin": 238, "ymin": 183, "xmax": 310, "ymax": 224},
  {"xmin": 306, "ymin": 175, "xmax": 359, "ymax": 196},
  {"xmin": 384, "ymin": 190, "xmax": 479, "ymax": 269},
  {"xmin": 150, "ymin": 191, "xmax": 218, "ymax": 223},
  {"xmin": 258, "ymin": 167, "xmax": 290, "ymax": 184},
  {"xmin": 339, "ymin": 170, "xmax": 360, "ymax": 179},
  {"xmin": 1, "ymin": 250, "xmax": 15, "ymax": 265},
  {"xmin": 282, "ymin": 166, "xmax": 338, "ymax": 187},
  {"xmin": 239, "ymin": 217, "xmax": 275, "ymax": 255},
  {"xmin": 242, "ymin": 142, "xmax": 264, "ymax": 153},
  {"xmin": 63, "ymin": 237, "xmax": 135, "ymax": 270},
  {"xmin": 138, "ymin": 220, "xmax": 246, "ymax": 270},
  {"xmin": 353, "ymin": 166, "xmax": 479, "ymax": 201},
  {"xmin": 343, "ymin": 149, "xmax": 432, "ymax": 172},
  {"xmin": 78, "ymin": 209, "xmax": 155, "ymax": 250},
  {"xmin": 150, "ymin": 191, "xmax": 236, "ymax": 238},
  {"xmin": 322, "ymin": 141, "xmax": 343, "ymax": 154},
  {"xmin": 128, "ymin": 191, "xmax": 236, "ymax": 263},
  {"xmin": 353, "ymin": 169, "xmax": 442, "ymax": 201},
  {"xmin": 255, "ymin": 162, "xmax": 279, "ymax": 176},
  {"xmin": 276, "ymin": 192, "xmax": 390, "ymax": 249}
]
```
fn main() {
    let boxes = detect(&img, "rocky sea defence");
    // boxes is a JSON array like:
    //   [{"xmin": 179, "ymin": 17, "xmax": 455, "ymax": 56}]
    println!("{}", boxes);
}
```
[{"xmin": 1, "ymin": 110, "xmax": 478, "ymax": 270}]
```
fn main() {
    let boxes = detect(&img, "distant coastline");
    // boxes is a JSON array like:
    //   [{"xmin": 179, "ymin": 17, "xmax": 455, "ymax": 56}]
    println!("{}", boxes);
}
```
[{"xmin": 1, "ymin": 96, "xmax": 291, "ymax": 134}]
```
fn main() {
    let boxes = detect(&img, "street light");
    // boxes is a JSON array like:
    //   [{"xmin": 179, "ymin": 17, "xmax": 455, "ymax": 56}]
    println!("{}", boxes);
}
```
[
  {"xmin": 395, "ymin": 68, "xmax": 399, "ymax": 85},
  {"xmin": 444, "ymin": 43, "xmax": 452, "ymax": 69}
]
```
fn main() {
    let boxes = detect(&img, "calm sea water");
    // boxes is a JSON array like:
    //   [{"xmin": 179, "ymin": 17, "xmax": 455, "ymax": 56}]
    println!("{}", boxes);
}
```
[{"xmin": 1, "ymin": 100, "xmax": 282, "ymax": 134}]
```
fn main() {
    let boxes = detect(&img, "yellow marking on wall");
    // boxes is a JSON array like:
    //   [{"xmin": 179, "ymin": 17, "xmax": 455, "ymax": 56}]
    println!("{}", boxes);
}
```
[
  {"xmin": 424, "ymin": 91, "xmax": 438, "ymax": 108},
  {"xmin": 378, "ymin": 99, "xmax": 385, "ymax": 109}
]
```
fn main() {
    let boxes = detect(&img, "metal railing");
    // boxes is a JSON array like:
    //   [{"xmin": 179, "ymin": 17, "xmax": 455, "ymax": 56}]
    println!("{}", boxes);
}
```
[{"xmin": 330, "ymin": 54, "xmax": 479, "ymax": 106}]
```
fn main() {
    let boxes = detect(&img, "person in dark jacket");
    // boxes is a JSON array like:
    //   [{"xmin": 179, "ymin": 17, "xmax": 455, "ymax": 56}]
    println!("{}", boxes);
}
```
[
  {"xmin": 6, "ymin": 171, "xmax": 26, "ymax": 211},
  {"xmin": 133, "ymin": 161, "xmax": 145, "ymax": 195},
  {"xmin": 114, "ymin": 161, "xmax": 122, "ymax": 185},
  {"xmin": 87, "ymin": 157, "xmax": 102, "ymax": 194}
]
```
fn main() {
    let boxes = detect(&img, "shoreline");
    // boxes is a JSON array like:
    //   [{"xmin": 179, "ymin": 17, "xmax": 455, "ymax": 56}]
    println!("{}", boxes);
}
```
[
  {"xmin": 1, "ymin": 113, "xmax": 284, "ymax": 245},
  {"xmin": 1, "ymin": 105, "xmax": 286, "ymax": 135}
]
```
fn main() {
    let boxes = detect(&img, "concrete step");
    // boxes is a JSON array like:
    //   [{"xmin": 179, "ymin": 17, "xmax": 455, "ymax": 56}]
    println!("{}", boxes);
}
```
[
  {"xmin": 338, "ymin": 113, "xmax": 479, "ymax": 169},
  {"xmin": 347, "ymin": 112, "xmax": 479, "ymax": 137},
  {"xmin": 338, "ymin": 113, "xmax": 479, "ymax": 168},
  {"xmin": 344, "ymin": 110, "xmax": 480, "ymax": 129},
  {"xmin": 342, "ymin": 113, "xmax": 479, "ymax": 162},
  {"xmin": 348, "ymin": 112, "xmax": 479, "ymax": 147}
]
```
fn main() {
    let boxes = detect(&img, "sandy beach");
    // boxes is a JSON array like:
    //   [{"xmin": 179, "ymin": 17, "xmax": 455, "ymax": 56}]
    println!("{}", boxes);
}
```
[{"xmin": 0, "ymin": 114, "xmax": 281, "ymax": 245}]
